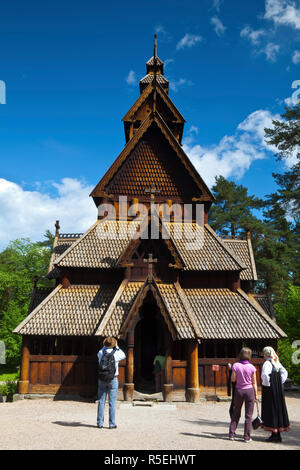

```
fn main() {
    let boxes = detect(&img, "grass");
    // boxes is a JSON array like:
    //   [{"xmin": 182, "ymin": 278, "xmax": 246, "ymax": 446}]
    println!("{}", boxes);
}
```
[{"xmin": 0, "ymin": 364, "xmax": 19, "ymax": 382}]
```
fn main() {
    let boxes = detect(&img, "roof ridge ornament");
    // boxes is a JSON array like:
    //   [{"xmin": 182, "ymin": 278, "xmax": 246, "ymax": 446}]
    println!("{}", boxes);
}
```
[{"xmin": 153, "ymin": 34, "xmax": 158, "ymax": 114}]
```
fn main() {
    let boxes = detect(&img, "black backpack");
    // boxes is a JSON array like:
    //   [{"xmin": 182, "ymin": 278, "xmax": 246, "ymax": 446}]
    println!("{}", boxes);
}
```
[{"xmin": 98, "ymin": 348, "xmax": 116, "ymax": 382}]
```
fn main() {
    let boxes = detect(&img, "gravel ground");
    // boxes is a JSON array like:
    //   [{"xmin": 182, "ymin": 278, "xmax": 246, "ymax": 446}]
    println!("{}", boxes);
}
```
[{"xmin": 0, "ymin": 397, "xmax": 299, "ymax": 450}]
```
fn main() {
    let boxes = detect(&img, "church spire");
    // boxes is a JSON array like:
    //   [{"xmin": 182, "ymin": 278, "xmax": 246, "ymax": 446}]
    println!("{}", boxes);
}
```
[
  {"xmin": 139, "ymin": 35, "xmax": 169, "ymax": 94},
  {"xmin": 154, "ymin": 33, "xmax": 157, "ymax": 59}
]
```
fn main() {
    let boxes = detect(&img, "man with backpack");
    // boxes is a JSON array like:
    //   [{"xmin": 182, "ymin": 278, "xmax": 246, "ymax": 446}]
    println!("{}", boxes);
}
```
[{"xmin": 97, "ymin": 336, "xmax": 126, "ymax": 429}]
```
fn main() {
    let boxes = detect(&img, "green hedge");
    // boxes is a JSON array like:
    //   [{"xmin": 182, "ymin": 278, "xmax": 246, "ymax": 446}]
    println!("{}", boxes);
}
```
[{"xmin": 0, "ymin": 381, "xmax": 18, "ymax": 400}]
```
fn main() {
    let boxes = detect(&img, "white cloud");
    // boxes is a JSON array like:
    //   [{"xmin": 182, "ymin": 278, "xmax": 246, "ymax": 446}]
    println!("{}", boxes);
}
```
[
  {"xmin": 284, "ymin": 95, "xmax": 294, "ymax": 106},
  {"xmin": 259, "ymin": 42, "xmax": 280, "ymax": 62},
  {"xmin": 212, "ymin": 0, "xmax": 223, "ymax": 11},
  {"xmin": 0, "ymin": 178, "xmax": 96, "ymax": 250},
  {"xmin": 164, "ymin": 58, "xmax": 174, "ymax": 68},
  {"xmin": 264, "ymin": 0, "xmax": 300, "ymax": 29},
  {"xmin": 125, "ymin": 70, "xmax": 137, "ymax": 86},
  {"xmin": 211, "ymin": 16, "xmax": 226, "ymax": 36},
  {"xmin": 169, "ymin": 78, "xmax": 193, "ymax": 92},
  {"xmin": 240, "ymin": 26, "xmax": 266, "ymax": 45},
  {"xmin": 176, "ymin": 34, "xmax": 203, "ymax": 50},
  {"xmin": 292, "ymin": 49, "xmax": 300, "ymax": 64},
  {"xmin": 154, "ymin": 25, "xmax": 167, "ymax": 35},
  {"xmin": 183, "ymin": 109, "xmax": 280, "ymax": 187}
]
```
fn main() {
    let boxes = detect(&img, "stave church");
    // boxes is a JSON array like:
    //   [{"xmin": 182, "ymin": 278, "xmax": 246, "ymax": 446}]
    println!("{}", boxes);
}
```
[{"xmin": 14, "ymin": 37, "xmax": 286, "ymax": 401}]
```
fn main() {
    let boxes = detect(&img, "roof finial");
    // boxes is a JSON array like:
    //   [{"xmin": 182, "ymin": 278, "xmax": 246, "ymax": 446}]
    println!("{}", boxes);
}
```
[
  {"xmin": 153, "ymin": 34, "xmax": 158, "ymax": 113},
  {"xmin": 154, "ymin": 34, "xmax": 157, "ymax": 59},
  {"xmin": 55, "ymin": 220, "xmax": 60, "ymax": 237},
  {"xmin": 246, "ymin": 224, "xmax": 251, "ymax": 240}
]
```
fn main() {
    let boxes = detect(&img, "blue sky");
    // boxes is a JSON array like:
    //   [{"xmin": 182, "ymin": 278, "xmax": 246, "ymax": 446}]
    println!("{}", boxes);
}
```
[{"xmin": 0, "ymin": 0, "xmax": 299, "ymax": 248}]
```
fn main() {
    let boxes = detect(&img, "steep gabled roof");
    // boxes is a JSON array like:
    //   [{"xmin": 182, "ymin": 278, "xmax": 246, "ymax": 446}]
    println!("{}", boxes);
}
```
[
  {"xmin": 90, "ymin": 111, "xmax": 214, "ymax": 202},
  {"xmin": 223, "ymin": 238, "xmax": 258, "ymax": 281},
  {"xmin": 54, "ymin": 219, "xmax": 141, "ymax": 269},
  {"xmin": 13, "ymin": 283, "xmax": 120, "ymax": 336},
  {"xmin": 165, "ymin": 222, "xmax": 246, "ymax": 272},
  {"xmin": 122, "ymin": 81, "xmax": 185, "ymax": 124},
  {"xmin": 140, "ymin": 74, "xmax": 169, "ymax": 94},
  {"xmin": 116, "ymin": 212, "xmax": 185, "ymax": 270},
  {"xmin": 52, "ymin": 217, "xmax": 247, "ymax": 273},
  {"xmin": 14, "ymin": 281, "xmax": 286, "ymax": 339},
  {"xmin": 112, "ymin": 278, "xmax": 196, "ymax": 341},
  {"xmin": 183, "ymin": 287, "xmax": 286, "ymax": 339},
  {"xmin": 48, "ymin": 232, "xmax": 83, "ymax": 275}
]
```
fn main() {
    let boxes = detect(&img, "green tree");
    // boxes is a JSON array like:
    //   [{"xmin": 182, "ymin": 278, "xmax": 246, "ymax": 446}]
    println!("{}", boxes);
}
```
[
  {"xmin": 264, "ymin": 104, "xmax": 300, "ymax": 220},
  {"xmin": 255, "ymin": 202, "xmax": 297, "ymax": 298},
  {"xmin": 0, "ymin": 235, "xmax": 54, "ymax": 366},
  {"xmin": 275, "ymin": 285, "xmax": 300, "ymax": 384},
  {"xmin": 209, "ymin": 175, "xmax": 264, "ymax": 239}
]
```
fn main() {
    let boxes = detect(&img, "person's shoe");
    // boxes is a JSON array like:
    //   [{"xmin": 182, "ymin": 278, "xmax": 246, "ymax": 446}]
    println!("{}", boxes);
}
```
[
  {"xmin": 244, "ymin": 438, "xmax": 252, "ymax": 443},
  {"xmin": 265, "ymin": 434, "xmax": 277, "ymax": 442},
  {"xmin": 229, "ymin": 436, "xmax": 235, "ymax": 441},
  {"xmin": 97, "ymin": 425, "xmax": 103, "ymax": 428},
  {"xmin": 109, "ymin": 425, "xmax": 117, "ymax": 429}
]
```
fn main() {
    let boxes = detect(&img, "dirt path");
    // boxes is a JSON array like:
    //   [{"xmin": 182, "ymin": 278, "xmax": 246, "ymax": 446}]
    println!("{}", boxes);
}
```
[{"xmin": 0, "ymin": 397, "xmax": 299, "ymax": 450}]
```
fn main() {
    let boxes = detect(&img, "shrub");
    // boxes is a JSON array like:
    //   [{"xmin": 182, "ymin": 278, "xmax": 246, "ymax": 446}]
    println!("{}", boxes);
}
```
[
  {"xmin": 278, "ymin": 339, "xmax": 300, "ymax": 385},
  {"xmin": 0, "ymin": 384, "xmax": 8, "ymax": 396}
]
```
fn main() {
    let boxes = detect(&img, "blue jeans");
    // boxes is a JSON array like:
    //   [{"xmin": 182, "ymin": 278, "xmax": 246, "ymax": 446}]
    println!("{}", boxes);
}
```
[{"xmin": 97, "ymin": 377, "xmax": 118, "ymax": 428}]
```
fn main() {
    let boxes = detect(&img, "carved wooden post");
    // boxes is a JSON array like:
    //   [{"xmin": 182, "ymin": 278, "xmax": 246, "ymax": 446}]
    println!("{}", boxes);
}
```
[
  {"xmin": 18, "ymin": 336, "xmax": 30, "ymax": 394},
  {"xmin": 123, "ymin": 329, "xmax": 134, "ymax": 401},
  {"xmin": 163, "ymin": 330, "xmax": 173, "ymax": 402},
  {"xmin": 186, "ymin": 340, "xmax": 200, "ymax": 403}
]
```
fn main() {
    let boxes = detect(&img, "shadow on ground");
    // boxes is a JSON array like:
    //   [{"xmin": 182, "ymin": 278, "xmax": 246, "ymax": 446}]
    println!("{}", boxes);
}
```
[
  {"xmin": 181, "ymin": 418, "xmax": 300, "ymax": 448},
  {"xmin": 53, "ymin": 421, "xmax": 97, "ymax": 429}
]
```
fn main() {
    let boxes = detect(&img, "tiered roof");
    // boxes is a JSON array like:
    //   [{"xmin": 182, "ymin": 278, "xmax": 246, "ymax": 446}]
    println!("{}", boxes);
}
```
[
  {"xmin": 49, "ymin": 218, "xmax": 249, "ymax": 274},
  {"xmin": 14, "ymin": 38, "xmax": 285, "ymax": 343},
  {"xmin": 14, "ymin": 280, "xmax": 285, "ymax": 340}
]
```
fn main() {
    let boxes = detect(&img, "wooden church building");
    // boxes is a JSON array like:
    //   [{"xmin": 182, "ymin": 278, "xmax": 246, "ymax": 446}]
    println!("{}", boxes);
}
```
[{"xmin": 14, "ymin": 37, "xmax": 286, "ymax": 401}]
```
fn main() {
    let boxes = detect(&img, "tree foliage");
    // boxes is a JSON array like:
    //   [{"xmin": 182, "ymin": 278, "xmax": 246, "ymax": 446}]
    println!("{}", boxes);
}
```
[
  {"xmin": 0, "ymin": 234, "xmax": 53, "ymax": 366},
  {"xmin": 209, "ymin": 175, "xmax": 264, "ymax": 239},
  {"xmin": 275, "ymin": 285, "xmax": 300, "ymax": 385},
  {"xmin": 264, "ymin": 104, "xmax": 300, "ymax": 220}
]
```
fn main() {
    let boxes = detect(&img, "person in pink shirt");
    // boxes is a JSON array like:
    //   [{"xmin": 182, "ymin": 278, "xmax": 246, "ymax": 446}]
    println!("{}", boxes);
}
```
[{"xmin": 229, "ymin": 347, "xmax": 258, "ymax": 442}]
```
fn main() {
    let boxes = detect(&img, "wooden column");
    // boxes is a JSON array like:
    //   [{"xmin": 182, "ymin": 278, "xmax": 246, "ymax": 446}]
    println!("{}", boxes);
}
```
[
  {"xmin": 186, "ymin": 340, "xmax": 200, "ymax": 403},
  {"xmin": 18, "ymin": 336, "xmax": 30, "ymax": 394},
  {"xmin": 123, "ymin": 329, "xmax": 134, "ymax": 401},
  {"xmin": 163, "ymin": 330, "xmax": 173, "ymax": 402}
]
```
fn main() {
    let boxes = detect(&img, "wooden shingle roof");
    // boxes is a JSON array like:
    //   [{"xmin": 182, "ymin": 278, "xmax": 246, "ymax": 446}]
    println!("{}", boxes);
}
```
[
  {"xmin": 90, "ymin": 111, "xmax": 214, "ymax": 202},
  {"xmin": 54, "ymin": 220, "xmax": 140, "ymax": 269},
  {"xmin": 48, "ymin": 233, "xmax": 83, "ymax": 274},
  {"xmin": 166, "ymin": 223, "xmax": 245, "ymax": 272},
  {"xmin": 14, "ymin": 281, "xmax": 285, "ymax": 339},
  {"xmin": 223, "ymin": 238, "xmax": 257, "ymax": 281},
  {"xmin": 122, "ymin": 81, "xmax": 185, "ymax": 124},
  {"xmin": 183, "ymin": 287, "xmax": 285, "ymax": 339},
  {"xmin": 53, "ymin": 218, "xmax": 245, "ymax": 274},
  {"xmin": 14, "ymin": 284, "xmax": 119, "ymax": 336}
]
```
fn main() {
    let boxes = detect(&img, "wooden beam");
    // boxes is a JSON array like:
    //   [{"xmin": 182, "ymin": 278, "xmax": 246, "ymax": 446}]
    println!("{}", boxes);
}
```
[
  {"xmin": 186, "ymin": 340, "xmax": 200, "ymax": 403},
  {"xmin": 18, "ymin": 336, "xmax": 30, "ymax": 394},
  {"xmin": 163, "ymin": 328, "xmax": 173, "ymax": 402},
  {"xmin": 123, "ymin": 329, "xmax": 135, "ymax": 401}
]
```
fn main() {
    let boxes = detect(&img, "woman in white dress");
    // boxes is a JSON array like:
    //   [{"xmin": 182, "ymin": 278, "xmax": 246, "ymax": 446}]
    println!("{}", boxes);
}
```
[{"xmin": 261, "ymin": 346, "xmax": 290, "ymax": 442}]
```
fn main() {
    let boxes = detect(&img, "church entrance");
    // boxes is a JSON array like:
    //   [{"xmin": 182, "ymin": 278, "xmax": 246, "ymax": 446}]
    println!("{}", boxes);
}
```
[{"xmin": 134, "ymin": 291, "xmax": 165, "ymax": 394}]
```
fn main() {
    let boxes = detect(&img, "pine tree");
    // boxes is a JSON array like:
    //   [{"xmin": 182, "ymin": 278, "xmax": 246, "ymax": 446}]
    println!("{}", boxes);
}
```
[
  {"xmin": 264, "ymin": 104, "xmax": 300, "ymax": 220},
  {"xmin": 255, "ymin": 202, "xmax": 297, "ymax": 298},
  {"xmin": 209, "ymin": 175, "xmax": 265, "ymax": 240}
]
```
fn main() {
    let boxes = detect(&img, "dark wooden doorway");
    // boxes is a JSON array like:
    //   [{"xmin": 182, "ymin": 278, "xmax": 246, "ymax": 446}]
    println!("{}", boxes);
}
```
[{"xmin": 134, "ymin": 291, "xmax": 165, "ymax": 393}]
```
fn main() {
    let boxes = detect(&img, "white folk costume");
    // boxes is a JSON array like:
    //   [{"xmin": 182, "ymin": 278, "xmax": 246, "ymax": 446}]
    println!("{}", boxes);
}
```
[{"xmin": 261, "ymin": 347, "xmax": 290, "ymax": 435}]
